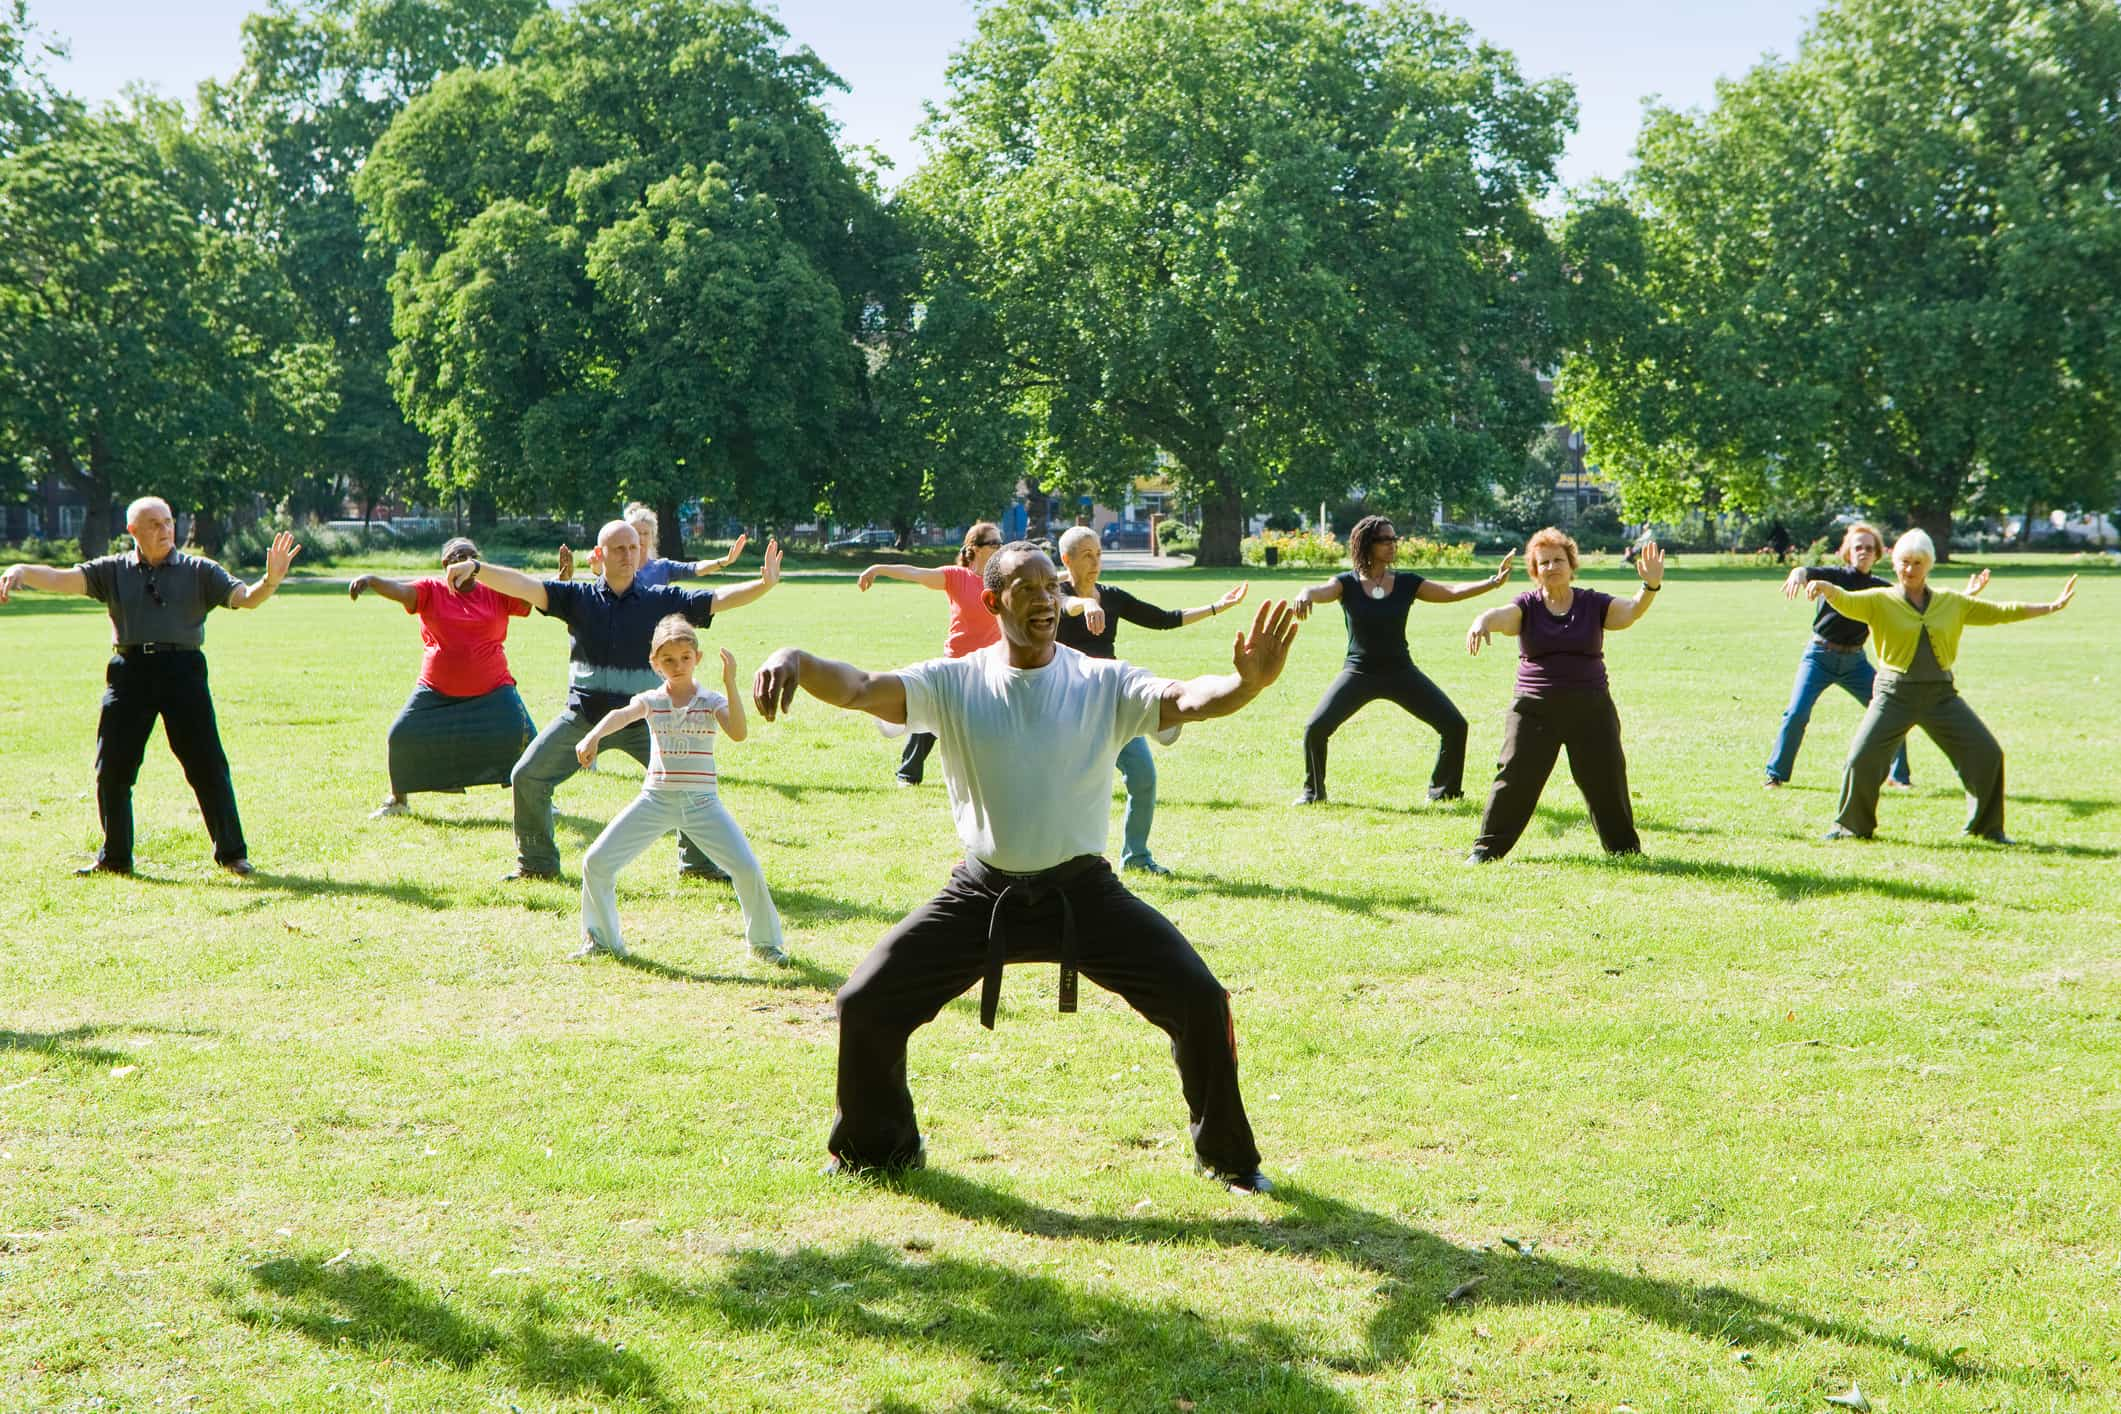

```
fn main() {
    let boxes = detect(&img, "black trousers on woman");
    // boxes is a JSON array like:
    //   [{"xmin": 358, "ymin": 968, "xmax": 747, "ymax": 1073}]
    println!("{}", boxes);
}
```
[
  {"xmin": 1301, "ymin": 663, "xmax": 1468, "ymax": 800},
  {"xmin": 1471, "ymin": 689, "xmax": 1640, "ymax": 859},
  {"xmin": 829, "ymin": 857, "xmax": 1260, "ymax": 1177},
  {"xmin": 93, "ymin": 648, "xmax": 247, "ymax": 871},
  {"xmin": 896, "ymin": 731, "xmax": 938, "ymax": 785}
]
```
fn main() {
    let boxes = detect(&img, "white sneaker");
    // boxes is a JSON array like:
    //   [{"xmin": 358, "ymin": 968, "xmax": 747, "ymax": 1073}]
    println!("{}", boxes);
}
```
[
  {"xmin": 569, "ymin": 935, "xmax": 628, "ymax": 960},
  {"xmin": 369, "ymin": 799, "xmax": 408, "ymax": 818},
  {"xmin": 751, "ymin": 942, "xmax": 792, "ymax": 967}
]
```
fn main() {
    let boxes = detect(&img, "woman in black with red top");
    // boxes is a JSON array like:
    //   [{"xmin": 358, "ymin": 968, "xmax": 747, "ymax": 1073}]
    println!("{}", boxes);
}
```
[{"xmin": 1287, "ymin": 516, "xmax": 1515, "ymax": 805}]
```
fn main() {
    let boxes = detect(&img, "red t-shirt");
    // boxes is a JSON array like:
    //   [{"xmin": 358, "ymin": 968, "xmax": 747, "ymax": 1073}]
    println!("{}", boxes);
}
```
[
  {"xmin": 942, "ymin": 565, "xmax": 1001, "ymax": 658},
  {"xmin": 411, "ymin": 579, "xmax": 531, "ymax": 697}
]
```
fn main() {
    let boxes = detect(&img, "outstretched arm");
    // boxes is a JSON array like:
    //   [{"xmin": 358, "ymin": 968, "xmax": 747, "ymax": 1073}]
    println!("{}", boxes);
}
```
[
  {"xmin": 1465, "ymin": 602, "xmax": 1526, "ymax": 655},
  {"xmin": 1175, "ymin": 581, "xmax": 1249, "ymax": 627},
  {"xmin": 857, "ymin": 562, "xmax": 949, "ymax": 592},
  {"xmin": 707, "ymin": 538, "xmax": 781, "ymax": 613},
  {"xmin": 0, "ymin": 563, "xmax": 91, "ymax": 603},
  {"xmin": 1963, "ymin": 574, "xmax": 2075, "ymax": 625},
  {"xmin": 1415, "ymin": 552, "xmax": 1515, "ymax": 604},
  {"xmin": 1603, "ymin": 542, "xmax": 1663, "ymax": 631},
  {"xmin": 348, "ymin": 574, "xmax": 417, "ymax": 608},
  {"xmin": 227, "ymin": 532, "xmax": 302, "ymax": 610},
  {"xmin": 752, "ymin": 649, "xmax": 908, "ymax": 725},
  {"xmin": 449, "ymin": 555, "xmax": 549, "ymax": 611},
  {"xmin": 1158, "ymin": 599, "xmax": 1300, "ymax": 728},
  {"xmin": 705, "ymin": 533, "xmax": 749, "ymax": 575},
  {"xmin": 1286, "ymin": 576, "xmax": 1342, "ymax": 620}
]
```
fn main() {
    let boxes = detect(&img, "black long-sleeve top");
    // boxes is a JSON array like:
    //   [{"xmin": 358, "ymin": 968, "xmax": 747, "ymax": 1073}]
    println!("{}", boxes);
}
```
[{"xmin": 1055, "ymin": 583, "xmax": 1184, "ymax": 660}]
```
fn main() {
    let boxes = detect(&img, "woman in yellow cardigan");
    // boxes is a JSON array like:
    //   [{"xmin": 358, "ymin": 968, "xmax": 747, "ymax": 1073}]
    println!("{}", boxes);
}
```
[{"xmin": 1807, "ymin": 529, "xmax": 2076, "ymax": 842}]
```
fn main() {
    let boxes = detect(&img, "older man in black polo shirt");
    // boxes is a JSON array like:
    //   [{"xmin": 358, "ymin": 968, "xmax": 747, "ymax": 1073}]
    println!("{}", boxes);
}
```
[
  {"xmin": 0, "ymin": 496, "xmax": 299, "ymax": 876},
  {"xmin": 454, "ymin": 520, "xmax": 782, "ymax": 880}
]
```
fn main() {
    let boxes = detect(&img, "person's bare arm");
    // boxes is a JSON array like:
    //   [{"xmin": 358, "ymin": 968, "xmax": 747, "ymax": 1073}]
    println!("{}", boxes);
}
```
[
  {"xmin": 1415, "ymin": 552, "xmax": 1515, "ymax": 604},
  {"xmin": 449, "ymin": 555, "xmax": 549, "ymax": 611},
  {"xmin": 576, "ymin": 698, "xmax": 649, "ymax": 767},
  {"xmin": 858, "ymin": 562, "xmax": 949, "ymax": 592},
  {"xmin": 716, "ymin": 649, "xmax": 748, "ymax": 742},
  {"xmin": 1062, "ymin": 594, "xmax": 1108, "ymax": 635},
  {"xmin": 1286, "ymin": 576, "xmax": 1343, "ymax": 620},
  {"xmin": 0, "ymin": 563, "xmax": 91, "ymax": 603},
  {"xmin": 1176, "ymin": 581, "xmax": 1249, "ymax": 627},
  {"xmin": 348, "ymin": 574, "xmax": 417, "ymax": 608},
  {"xmin": 751, "ymin": 649, "xmax": 909, "ymax": 725},
  {"xmin": 1157, "ymin": 600, "xmax": 1300, "ymax": 728},
  {"xmin": 1465, "ymin": 602, "xmax": 1526, "ymax": 655},
  {"xmin": 1603, "ymin": 542, "xmax": 1664, "ymax": 631},
  {"xmin": 708, "ymin": 538, "xmax": 781, "ymax": 613},
  {"xmin": 227, "ymin": 532, "xmax": 302, "ymax": 610}
]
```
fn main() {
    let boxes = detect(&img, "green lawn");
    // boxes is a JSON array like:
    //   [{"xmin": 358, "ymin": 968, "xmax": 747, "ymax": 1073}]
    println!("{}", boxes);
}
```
[{"xmin": 2, "ymin": 557, "xmax": 2116, "ymax": 1412}]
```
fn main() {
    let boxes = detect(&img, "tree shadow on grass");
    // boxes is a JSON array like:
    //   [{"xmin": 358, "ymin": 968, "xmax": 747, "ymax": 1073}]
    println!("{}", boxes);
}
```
[
  {"xmin": 1158, "ymin": 868, "xmax": 1448, "ymax": 919},
  {"xmin": 745, "ymin": 777, "xmax": 893, "ymax": 803},
  {"xmin": 412, "ymin": 810, "xmax": 606, "ymax": 845},
  {"xmin": 0, "ymin": 1022, "xmax": 211, "ymax": 1071},
  {"xmin": 616, "ymin": 952, "xmax": 845, "ymax": 993},
  {"xmin": 1577, "ymin": 852, "xmax": 1978, "ymax": 904},
  {"xmin": 227, "ymin": 1254, "xmax": 672, "ymax": 1411},
  {"xmin": 638, "ymin": 1240, "xmax": 1353, "ymax": 1412},
  {"xmin": 773, "ymin": 886, "xmax": 905, "ymax": 930},
  {"xmin": 1901, "ymin": 835, "xmax": 2121, "ymax": 861},
  {"xmin": 2006, "ymin": 793, "xmax": 2120, "ymax": 821},
  {"xmin": 899, "ymin": 1171, "xmax": 1998, "ymax": 1387},
  {"xmin": 1177, "ymin": 794, "xmax": 1431, "ymax": 820},
  {"xmin": 1538, "ymin": 803, "xmax": 1724, "ymax": 839}
]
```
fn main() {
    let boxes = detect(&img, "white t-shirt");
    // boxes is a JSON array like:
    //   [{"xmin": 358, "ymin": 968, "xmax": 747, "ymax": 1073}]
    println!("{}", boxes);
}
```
[
  {"xmin": 639, "ymin": 685, "xmax": 725, "ymax": 792},
  {"xmin": 897, "ymin": 643, "xmax": 1174, "ymax": 873}
]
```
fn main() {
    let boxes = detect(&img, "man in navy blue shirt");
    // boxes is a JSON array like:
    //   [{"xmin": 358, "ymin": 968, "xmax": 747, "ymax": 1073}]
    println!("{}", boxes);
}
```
[{"xmin": 453, "ymin": 520, "xmax": 782, "ymax": 879}]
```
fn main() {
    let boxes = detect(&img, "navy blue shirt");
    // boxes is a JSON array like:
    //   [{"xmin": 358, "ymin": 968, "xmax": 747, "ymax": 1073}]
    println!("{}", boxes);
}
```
[{"xmin": 539, "ymin": 577, "xmax": 715, "ymax": 711}]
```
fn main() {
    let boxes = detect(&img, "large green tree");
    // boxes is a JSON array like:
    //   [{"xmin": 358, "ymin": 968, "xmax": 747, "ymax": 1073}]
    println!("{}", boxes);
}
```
[
  {"xmin": 356, "ymin": 0, "xmax": 890, "ymax": 550},
  {"xmin": 205, "ymin": 0, "xmax": 543, "ymax": 526},
  {"xmin": 0, "ymin": 107, "xmax": 335, "ymax": 555},
  {"xmin": 907, "ymin": 0, "xmax": 1575, "ymax": 564},
  {"xmin": 1559, "ymin": 0, "xmax": 2121, "ymax": 552}
]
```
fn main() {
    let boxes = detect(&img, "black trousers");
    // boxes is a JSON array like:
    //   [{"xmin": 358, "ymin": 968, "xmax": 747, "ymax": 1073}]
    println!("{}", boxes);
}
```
[
  {"xmin": 897, "ymin": 731, "xmax": 938, "ymax": 784},
  {"xmin": 1301, "ymin": 662, "xmax": 1468, "ymax": 799},
  {"xmin": 830, "ymin": 859, "xmax": 1261, "ymax": 1175},
  {"xmin": 93, "ymin": 649, "xmax": 247, "ymax": 870},
  {"xmin": 1471, "ymin": 689, "xmax": 1640, "ymax": 859}
]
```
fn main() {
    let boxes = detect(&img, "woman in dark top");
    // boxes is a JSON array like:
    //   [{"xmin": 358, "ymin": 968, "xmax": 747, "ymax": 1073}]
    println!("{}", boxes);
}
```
[
  {"xmin": 1287, "ymin": 516, "xmax": 1514, "ymax": 805},
  {"xmin": 1765, "ymin": 521, "xmax": 1987, "ymax": 789},
  {"xmin": 1054, "ymin": 525, "xmax": 1248, "ymax": 874},
  {"xmin": 1462, "ymin": 527, "xmax": 1663, "ymax": 863}
]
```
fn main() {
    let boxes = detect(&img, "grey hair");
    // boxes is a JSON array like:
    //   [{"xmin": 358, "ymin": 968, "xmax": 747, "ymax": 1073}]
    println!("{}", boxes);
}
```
[
  {"xmin": 125, "ymin": 496, "xmax": 172, "ymax": 526},
  {"xmin": 1892, "ymin": 528, "xmax": 1937, "ymax": 565},
  {"xmin": 1056, "ymin": 525, "xmax": 1098, "ymax": 561}
]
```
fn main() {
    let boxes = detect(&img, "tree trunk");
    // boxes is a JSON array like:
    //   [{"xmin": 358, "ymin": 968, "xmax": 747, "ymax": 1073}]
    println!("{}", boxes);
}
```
[
  {"xmin": 655, "ymin": 496, "xmax": 683, "ymax": 558},
  {"xmin": 890, "ymin": 512, "xmax": 915, "ymax": 550},
  {"xmin": 81, "ymin": 430, "xmax": 118, "ymax": 558},
  {"xmin": 41, "ymin": 444, "xmax": 74, "ymax": 545},
  {"xmin": 1194, "ymin": 467, "xmax": 1246, "ymax": 567},
  {"xmin": 1907, "ymin": 501, "xmax": 1954, "ymax": 563},
  {"xmin": 188, "ymin": 508, "xmax": 226, "ymax": 557}
]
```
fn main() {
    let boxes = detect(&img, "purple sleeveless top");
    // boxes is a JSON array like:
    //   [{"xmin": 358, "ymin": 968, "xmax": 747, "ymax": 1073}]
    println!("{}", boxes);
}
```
[{"xmin": 1514, "ymin": 587, "xmax": 1614, "ymax": 696}]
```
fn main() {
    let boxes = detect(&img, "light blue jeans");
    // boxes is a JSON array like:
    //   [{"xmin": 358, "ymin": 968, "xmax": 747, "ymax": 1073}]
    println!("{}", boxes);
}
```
[
  {"xmin": 1115, "ymin": 734, "xmax": 1157, "ymax": 869},
  {"xmin": 1766, "ymin": 641, "xmax": 1911, "ymax": 786},
  {"xmin": 581, "ymin": 790, "xmax": 783, "ymax": 956}
]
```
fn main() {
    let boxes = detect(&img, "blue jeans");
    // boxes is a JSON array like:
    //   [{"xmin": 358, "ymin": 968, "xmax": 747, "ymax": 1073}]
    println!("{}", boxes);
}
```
[
  {"xmin": 1766, "ymin": 642, "xmax": 1910, "ymax": 786},
  {"xmin": 1115, "ymin": 734, "xmax": 1157, "ymax": 868}
]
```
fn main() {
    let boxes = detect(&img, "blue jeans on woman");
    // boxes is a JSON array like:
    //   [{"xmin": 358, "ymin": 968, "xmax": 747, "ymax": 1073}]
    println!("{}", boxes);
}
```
[
  {"xmin": 1114, "ymin": 734, "xmax": 1158, "ymax": 870},
  {"xmin": 1765, "ymin": 640, "xmax": 1910, "ymax": 786}
]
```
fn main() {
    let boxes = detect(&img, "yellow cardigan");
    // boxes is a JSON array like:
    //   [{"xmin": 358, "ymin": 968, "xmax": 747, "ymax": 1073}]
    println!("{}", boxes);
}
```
[{"xmin": 1818, "ymin": 584, "xmax": 2040, "ymax": 672}]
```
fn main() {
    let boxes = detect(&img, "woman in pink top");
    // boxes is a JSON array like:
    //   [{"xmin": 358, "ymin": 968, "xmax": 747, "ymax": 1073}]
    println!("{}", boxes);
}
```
[
  {"xmin": 856, "ymin": 522, "xmax": 1003, "ymax": 784},
  {"xmin": 348, "ymin": 537, "xmax": 536, "ymax": 818}
]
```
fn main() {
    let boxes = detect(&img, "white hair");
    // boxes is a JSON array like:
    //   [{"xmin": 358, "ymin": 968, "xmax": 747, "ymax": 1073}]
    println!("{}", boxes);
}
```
[
  {"xmin": 1057, "ymin": 525, "xmax": 1099, "ymax": 560},
  {"xmin": 1892, "ymin": 528, "xmax": 1937, "ymax": 564},
  {"xmin": 125, "ymin": 496, "xmax": 171, "ymax": 526}
]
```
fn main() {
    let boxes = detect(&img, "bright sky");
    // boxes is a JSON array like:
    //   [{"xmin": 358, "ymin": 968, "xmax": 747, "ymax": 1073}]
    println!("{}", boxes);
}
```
[{"xmin": 31, "ymin": 0, "xmax": 1824, "ymax": 191}]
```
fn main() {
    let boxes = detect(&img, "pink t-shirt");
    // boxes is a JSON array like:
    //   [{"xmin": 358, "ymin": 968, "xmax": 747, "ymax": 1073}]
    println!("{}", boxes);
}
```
[
  {"xmin": 942, "ymin": 565, "xmax": 1001, "ymax": 659},
  {"xmin": 410, "ymin": 579, "xmax": 531, "ymax": 697}
]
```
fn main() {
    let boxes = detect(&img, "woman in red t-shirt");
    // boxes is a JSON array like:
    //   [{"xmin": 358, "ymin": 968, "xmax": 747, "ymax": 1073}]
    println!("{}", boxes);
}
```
[
  {"xmin": 854, "ymin": 522, "xmax": 1003, "ymax": 784},
  {"xmin": 349, "ymin": 537, "xmax": 538, "ymax": 817}
]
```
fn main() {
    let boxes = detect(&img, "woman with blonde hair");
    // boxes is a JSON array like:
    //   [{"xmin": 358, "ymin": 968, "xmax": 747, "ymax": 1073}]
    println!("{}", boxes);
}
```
[
  {"xmin": 1764, "ymin": 522, "xmax": 1989, "ymax": 790},
  {"xmin": 855, "ymin": 522, "xmax": 1004, "ymax": 784},
  {"xmin": 1809, "ymin": 528, "xmax": 2074, "ymax": 843},
  {"xmin": 1462, "ymin": 527, "xmax": 1664, "ymax": 862}
]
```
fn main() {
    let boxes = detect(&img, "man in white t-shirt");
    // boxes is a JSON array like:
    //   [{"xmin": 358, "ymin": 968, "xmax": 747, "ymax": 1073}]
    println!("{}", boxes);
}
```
[{"xmin": 753, "ymin": 543, "xmax": 1300, "ymax": 1193}]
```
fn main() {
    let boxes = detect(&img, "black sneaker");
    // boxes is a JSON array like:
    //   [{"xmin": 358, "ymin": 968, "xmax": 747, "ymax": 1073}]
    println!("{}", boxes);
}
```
[
  {"xmin": 1426, "ymin": 787, "xmax": 1464, "ymax": 802},
  {"xmin": 1197, "ymin": 1160, "xmax": 1275, "ymax": 1195},
  {"xmin": 75, "ymin": 861, "xmax": 132, "ymax": 878},
  {"xmin": 502, "ymin": 867, "xmax": 561, "ymax": 882},
  {"xmin": 677, "ymin": 865, "xmax": 731, "ymax": 882},
  {"xmin": 823, "ymin": 1140, "xmax": 926, "ymax": 1178},
  {"xmin": 220, "ymin": 859, "xmax": 255, "ymax": 878}
]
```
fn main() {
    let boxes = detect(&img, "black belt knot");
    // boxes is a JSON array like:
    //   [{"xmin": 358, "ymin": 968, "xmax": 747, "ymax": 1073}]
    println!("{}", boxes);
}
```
[{"xmin": 961, "ymin": 855, "xmax": 1104, "ymax": 1029}]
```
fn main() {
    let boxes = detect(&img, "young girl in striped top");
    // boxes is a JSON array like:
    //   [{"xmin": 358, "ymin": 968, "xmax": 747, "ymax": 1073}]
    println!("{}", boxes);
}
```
[{"xmin": 573, "ymin": 615, "xmax": 786, "ymax": 963}]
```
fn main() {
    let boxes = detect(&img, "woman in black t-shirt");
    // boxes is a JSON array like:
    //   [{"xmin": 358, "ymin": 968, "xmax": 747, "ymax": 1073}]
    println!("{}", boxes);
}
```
[{"xmin": 1287, "ymin": 516, "xmax": 1515, "ymax": 804}]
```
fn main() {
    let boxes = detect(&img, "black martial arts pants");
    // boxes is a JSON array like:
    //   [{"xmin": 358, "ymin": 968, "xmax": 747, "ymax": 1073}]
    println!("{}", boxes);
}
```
[
  {"xmin": 93, "ymin": 648, "xmax": 247, "ymax": 871},
  {"xmin": 897, "ymin": 731, "xmax": 938, "ymax": 785},
  {"xmin": 1471, "ymin": 689, "xmax": 1640, "ymax": 860},
  {"xmin": 830, "ymin": 857, "xmax": 1261, "ymax": 1176},
  {"xmin": 1301, "ymin": 663, "xmax": 1469, "ymax": 800}
]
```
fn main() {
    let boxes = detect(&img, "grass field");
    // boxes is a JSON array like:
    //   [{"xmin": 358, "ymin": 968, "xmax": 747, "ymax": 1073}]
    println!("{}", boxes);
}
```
[{"xmin": 3, "ymin": 555, "xmax": 2116, "ymax": 1412}]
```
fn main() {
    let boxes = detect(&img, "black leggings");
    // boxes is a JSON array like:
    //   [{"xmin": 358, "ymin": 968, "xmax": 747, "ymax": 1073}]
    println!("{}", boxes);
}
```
[{"xmin": 1301, "ymin": 663, "xmax": 1468, "ymax": 800}]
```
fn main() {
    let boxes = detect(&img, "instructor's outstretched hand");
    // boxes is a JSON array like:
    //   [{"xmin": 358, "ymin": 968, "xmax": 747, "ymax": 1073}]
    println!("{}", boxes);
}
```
[
  {"xmin": 1231, "ymin": 599, "xmax": 1299, "ymax": 693},
  {"xmin": 753, "ymin": 648, "xmax": 801, "ymax": 721}
]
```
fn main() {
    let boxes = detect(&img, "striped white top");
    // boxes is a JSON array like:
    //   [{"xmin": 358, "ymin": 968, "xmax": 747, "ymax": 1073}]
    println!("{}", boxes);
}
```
[{"xmin": 639, "ymin": 686, "xmax": 723, "ymax": 792}]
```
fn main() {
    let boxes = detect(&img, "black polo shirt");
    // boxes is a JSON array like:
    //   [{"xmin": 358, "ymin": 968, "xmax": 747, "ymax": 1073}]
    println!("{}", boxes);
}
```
[
  {"xmin": 1800, "ymin": 566, "xmax": 1889, "ymax": 647},
  {"xmin": 540, "ymin": 577, "xmax": 715, "ymax": 713}
]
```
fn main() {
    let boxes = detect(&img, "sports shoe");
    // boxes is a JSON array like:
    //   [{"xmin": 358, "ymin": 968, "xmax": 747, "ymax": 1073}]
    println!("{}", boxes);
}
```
[
  {"xmin": 502, "ymin": 867, "xmax": 561, "ymax": 882},
  {"xmin": 568, "ymin": 934, "xmax": 627, "ymax": 960},
  {"xmin": 1969, "ymin": 831, "xmax": 2014, "ymax": 845},
  {"xmin": 74, "ymin": 861, "xmax": 132, "ymax": 878},
  {"xmin": 1122, "ymin": 859, "xmax": 1171, "ymax": 877},
  {"xmin": 1761, "ymin": 776, "xmax": 1785, "ymax": 790},
  {"xmin": 1820, "ymin": 827, "xmax": 1867, "ymax": 841},
  {"xmin": 823, "ymin": 1139, "xmax": 925, "ymax": 1177},
  {"xmin": 1290, "ymin": 792, "xmax": 1324, "ymax": 806},
  {"xmin": 1427, "ymin": 787, "xmax": 1464, "ymax": 802},
  {"xmin": 1883, "ymin": 778, "xmax": 1915, "ymax": 791},
  {"xmin": 677, "ymin": 864, "xmax": 731, "ymax": 883},
  {"xmin": 751, "ymin": 942, "xmax": 793, "ymax": 967},
  {"xmin": 221, "ymin": 859, "xmax": 256, "ymax": 878},
  {"xmin": 369, "ymin": 798, "xmax": 408, "ymax": 818},
  {"xmin": 1197, "ymin": 1160, "xmax": 1275, "ymax": 1195},
  {"xmin": 1463, "ymin": 849, "xmax": 1494, "ymax": 865}
]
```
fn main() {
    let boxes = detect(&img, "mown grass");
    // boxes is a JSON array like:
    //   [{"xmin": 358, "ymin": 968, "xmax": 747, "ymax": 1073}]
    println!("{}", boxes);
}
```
[{"xmin": 2, "ymin": 555, "xmax": 2116, "ymax": 1412}]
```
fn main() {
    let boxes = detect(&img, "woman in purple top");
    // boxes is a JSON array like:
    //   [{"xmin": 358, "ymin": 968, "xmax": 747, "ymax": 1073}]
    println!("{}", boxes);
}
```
[{"xmin": 1462, "ymin": 527, "xmax": 1664, "ymax": 863}]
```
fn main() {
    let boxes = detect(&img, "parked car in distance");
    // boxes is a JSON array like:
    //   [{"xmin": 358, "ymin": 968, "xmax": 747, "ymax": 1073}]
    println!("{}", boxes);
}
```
[
  {"xmin": 1101, "ymin": 521, "xmax": 1152, "ymax": 550},
  {"xmin": 827, "ymin": 528, "xmax": 899, "ymax": 551}
]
